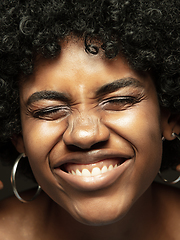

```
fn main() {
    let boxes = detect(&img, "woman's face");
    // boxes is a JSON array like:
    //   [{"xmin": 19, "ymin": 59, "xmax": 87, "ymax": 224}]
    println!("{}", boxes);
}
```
[{"xmin": 18, "ymin": 39, "xmax": 164, "ymax": 225}]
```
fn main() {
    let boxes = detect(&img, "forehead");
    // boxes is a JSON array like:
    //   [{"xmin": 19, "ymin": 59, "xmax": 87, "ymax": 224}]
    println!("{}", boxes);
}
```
[{"xmin": 20, "ymin": 39, "xmax": 154, "ymax": 99}]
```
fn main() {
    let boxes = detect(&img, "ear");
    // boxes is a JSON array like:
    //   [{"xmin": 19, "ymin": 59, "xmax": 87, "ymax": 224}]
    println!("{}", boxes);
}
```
[
  {"xmin": 11, "ymin": 133, "xmax": 26, "ymax": 154},
  {"xmin": 161, "ymin": 108, "xmax": 180, "ymax": 140}
]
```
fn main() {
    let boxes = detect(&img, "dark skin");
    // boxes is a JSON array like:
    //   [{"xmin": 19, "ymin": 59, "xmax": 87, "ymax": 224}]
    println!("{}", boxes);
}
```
[
  {"xmin": 1, "ymin": 39, "xmax": 180, "ymax": 240},
  {"xmin": 0, "ymin": 183, "xmax": 180, "ymax": 239}
]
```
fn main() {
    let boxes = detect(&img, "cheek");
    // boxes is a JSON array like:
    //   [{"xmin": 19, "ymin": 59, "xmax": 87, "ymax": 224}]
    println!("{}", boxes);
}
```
[
  {"xmin": 100, "ymin": 104, "xmax": 163, "ymax": 207},
  {"xmin": 103, "ymin": 104, "xmax": 162, "ymax": 179},
  {"xmin": 20, "ymin": 119, "xmax": 68, "ymax": 187},
  {"xmin": 21, "ymin": 119, "xmax": 67, "ymax": 159},
  {"xmin": 20, "ymin": 119, "xmax": 71, "ymax": 204},
  {"xmin": 103, "ymin": 102, "xmax": 162, "ymax": 147}
]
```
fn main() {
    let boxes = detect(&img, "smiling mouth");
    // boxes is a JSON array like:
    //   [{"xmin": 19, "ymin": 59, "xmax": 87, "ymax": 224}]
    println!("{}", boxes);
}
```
[
  {"xmin": 53, "ymin": 150, "xmax": 133, "ymax": 191},
  {"xmin": 59, "ymin": 158, "xmax": 126, "ymax": 177}
]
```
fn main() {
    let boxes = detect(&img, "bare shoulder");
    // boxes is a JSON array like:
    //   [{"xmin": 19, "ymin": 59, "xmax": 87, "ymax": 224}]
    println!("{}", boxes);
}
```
[
  {"xmin": 153, "ymin": 182, "xmax": 180, "ymax": 238},
  {"xmin": 154, "ymin": 182, "xmax": 180, "ymax": 205},
  {"xmin": 0, "ymin": 189, "xmax": 50, "ymax": 239}
]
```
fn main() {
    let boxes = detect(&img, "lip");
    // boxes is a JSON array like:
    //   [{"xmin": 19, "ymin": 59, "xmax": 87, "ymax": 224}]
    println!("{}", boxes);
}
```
[
  {"xmin": 53, "ymin": 149, "xmax": 133, "ymax": 167},
  {"xmin": 51, "ymin": 149, "xmax": 134, "ymax": 191}
]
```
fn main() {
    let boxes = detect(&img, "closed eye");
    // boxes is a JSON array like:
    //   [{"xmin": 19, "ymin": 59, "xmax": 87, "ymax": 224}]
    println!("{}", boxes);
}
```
[
  {"xmin": 27, "ymin": 105, "xmax": 70, "ymax": 120},
  {"xmin": 99, "ymin": 96, "xmax": 143, "ymax": 111}
]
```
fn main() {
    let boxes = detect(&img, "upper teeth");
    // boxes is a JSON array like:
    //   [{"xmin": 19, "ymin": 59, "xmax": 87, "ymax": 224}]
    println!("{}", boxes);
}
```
[{"xmin": 69, "ymin": 164, "xmax": 118, "ymax": 177}]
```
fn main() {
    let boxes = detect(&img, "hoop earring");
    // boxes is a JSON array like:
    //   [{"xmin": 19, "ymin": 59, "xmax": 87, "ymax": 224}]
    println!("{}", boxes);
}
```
[
  {"xmin": 11, "ymin": 153, "xmax": 41, "ymax": 203},
  {"xmin": 159, "ymin": 133, "xmax": 180, "ymax": 185},
  {"xmin": 158, "ymin": 171, "xmax": 180, "ymax": 185}
]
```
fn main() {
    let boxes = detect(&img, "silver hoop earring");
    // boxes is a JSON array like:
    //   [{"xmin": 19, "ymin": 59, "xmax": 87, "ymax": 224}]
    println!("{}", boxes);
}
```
[
  {"xmin": 11, "ymin": 153, "xmax": 41, "ymax": 203},
  {"xmin": 159, "ymin": 133, "xmax": 180, "ymax": 185},
  {"xmin": 172, "ymin": 132, "xmax": 180, "ymax": 140},
  {"xmin": 158, "ymin": 170, "xmax": 180, "ymax": 185}
]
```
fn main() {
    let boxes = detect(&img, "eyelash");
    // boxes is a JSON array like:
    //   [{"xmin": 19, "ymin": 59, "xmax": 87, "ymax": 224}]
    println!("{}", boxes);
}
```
[
  {"xmin": 28, "ymin": 105, "xmax": 70, "ymax": 120},
  {"xmin": 28, "ymin": 95, "xmax": 144, "ymax": 120},
  {"xmin": 99, "ymin": 96, "xmax": 143, "ymax": 110}
]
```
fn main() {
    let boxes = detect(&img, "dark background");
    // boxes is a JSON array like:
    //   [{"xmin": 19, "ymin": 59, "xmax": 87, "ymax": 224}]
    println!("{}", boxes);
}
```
[{"xmin": 0, "ymin": 161, "xmax": 36, "ymax": 201}]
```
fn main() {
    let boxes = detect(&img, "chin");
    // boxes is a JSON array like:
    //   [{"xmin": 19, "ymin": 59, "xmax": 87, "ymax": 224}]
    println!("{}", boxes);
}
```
[
  {"xmin": 71, "ymin": 201, "xmax": 128, "ymax": 226},
  {"xmin": 75, "ymin": 212, "xmax": 124, "ymax": 226}
]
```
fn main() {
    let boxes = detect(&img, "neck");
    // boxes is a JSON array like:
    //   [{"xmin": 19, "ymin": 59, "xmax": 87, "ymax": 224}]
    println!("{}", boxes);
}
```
[{"xmin": 47, "ymin": 183, "xmax": 159, "ymax": 240}]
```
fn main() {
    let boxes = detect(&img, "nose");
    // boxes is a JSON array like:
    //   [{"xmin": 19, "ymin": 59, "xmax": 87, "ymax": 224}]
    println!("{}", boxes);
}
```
[{"xmin": 63, "ymin": 112, "xmax": 110, "ymax": 149}]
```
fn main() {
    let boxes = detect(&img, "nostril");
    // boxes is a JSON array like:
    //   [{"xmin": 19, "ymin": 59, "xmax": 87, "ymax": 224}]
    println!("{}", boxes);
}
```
[
  {"xmin": 63, "ymin": 115, "xmax": 110, "ymax": 149},
  {"xmin": 65, "ymin": 139, "xmax": 109, "ymax": 152},
  {"xmin": 63, "ymin": 127, "xmax": 101, "ymax": 149}
]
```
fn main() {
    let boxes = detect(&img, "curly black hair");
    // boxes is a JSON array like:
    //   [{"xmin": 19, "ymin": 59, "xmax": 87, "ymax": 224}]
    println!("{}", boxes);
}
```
[{"xmin": 0, "ymin": 0, "xmax": 180, "ymax": 177}]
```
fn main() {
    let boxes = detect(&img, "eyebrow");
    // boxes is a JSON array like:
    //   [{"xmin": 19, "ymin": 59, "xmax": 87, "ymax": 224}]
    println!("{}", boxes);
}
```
[
  {"xmin": 95, "ymin": 77, "xmax": 144, "ymax": 98},
  {"xmin": 26, "ymin": 90, "xmax": 71, "ymax": 106},
  {"xmin": 26, "ymin": 77, "xmax": 144, "ymax": 106}
]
